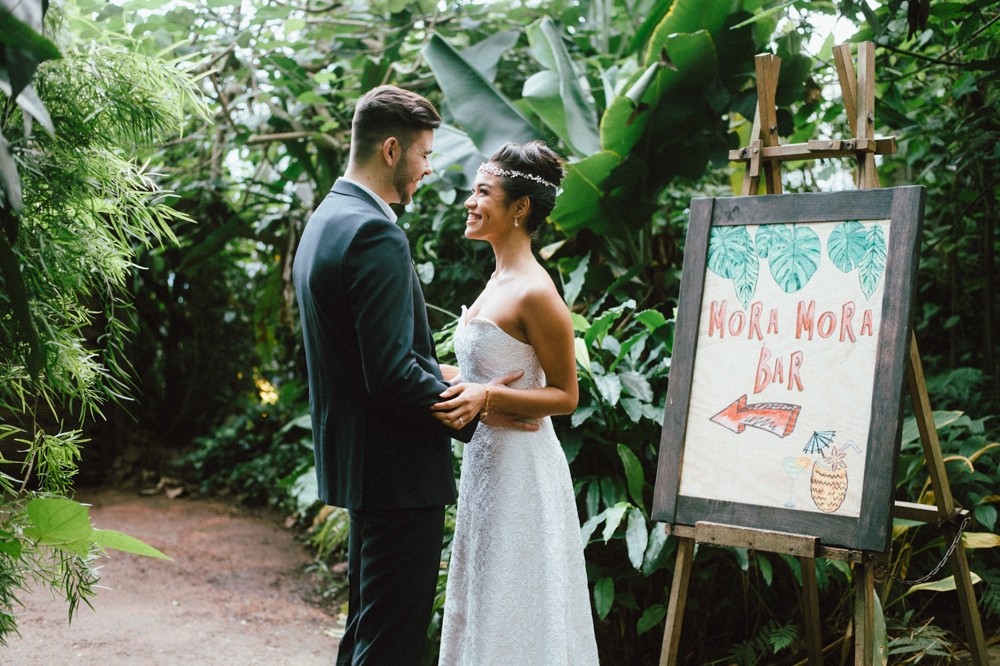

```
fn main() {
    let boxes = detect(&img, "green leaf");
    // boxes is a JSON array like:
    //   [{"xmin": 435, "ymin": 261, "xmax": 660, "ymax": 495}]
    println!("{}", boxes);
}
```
[
  {"xmin": 24, "ymin": 498, "xmax": 92, "ymax": 542},
  {"xmin": 637, "ymin": 603, "xmax": 667, "ymax": 634},
  {"xmin": 594, "ymin": 373, "xmax": 622, "ymax": 406},
  {"xmin": 635, "ymin": 309, "xmax": 667, "ymax": 331},
  {"xmin": 756, "ymin": 552, "xmax": 773, "ymax": 586},
  {"xmin": 900, "ymin": 411, "xmax": 966, "ymax": 446},
  {"xmin": 580, "ymin": 506, "xmax": 606, "ymax": 545},
  {"xmin": 0, "ymin": 134, "xmax": 23, "ymax": 212},
  {"xmin": 522, "ymin": 17, "xmax": 600, "ymax": 156},
  {"xmin": 423, "ymin": 33, "xmax": 542, "ymax": 158},
  {"xmin": 625, "ymin": 507, "xmax": 649, "ymax": 570},
  {"xmin": 593, "ymin": 576, "xmax": 615, "ymax": 620},
  {"xmin": 963, "ymin": 531, "xmax": 1000, "ymax": 549},
  {"xmin": 646, "ymin": 0, "xmax": 734, "ymax": 61},
  {"xmin": 602, "ymin": 501, "xmax": 630, "ymax": 542},
  {"xmin": 0, "ymin": 534, "xmax": 21, "ymax": 558},
  {"xmin": 601, "ymin": 31, "xmax": 718, "ymax": 157},
  {"xmin": 0, "ymin": 78, "xmax": 54, "ymax": 134},
  {"xmin": 642, "ymin": 524, "xmax": 670, "ymax": 575},
  {"xmin": 562, "ymin": 253, "xmax": 590, "ymax": 308},
  {"xmin": 549, "ymin": 151, "xmax": 622, "ymax": 237},
  {"xmin": 23, "ymin": 498, "xmax": 94, "ymax": 557},
  {"xmin": 905, "ymin": 572, "xmax": 982, "ymax": 595},
  {"xmin": 457, "ymin": 30, "xmax": 520, "ymax": 84},
  {"xmin": 584, "ymin": 298, "xmax": 635, "ymax": 347},
  {"xmin": 0, "ymin": 6, "xmax": 61, "ymax": 99},
  {"xmin": 617, "ymin": 443, "xmax": 646, "ymax": 511},
  {"xmin": 92, "ymin": 529, "xmax": 171, "ymax": 560}
]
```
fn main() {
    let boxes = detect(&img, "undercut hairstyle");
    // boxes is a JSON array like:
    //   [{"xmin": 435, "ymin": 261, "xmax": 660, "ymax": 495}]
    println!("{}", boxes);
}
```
[
  {"xmin": 487, "ymin": 141, "xmax": 565, "ymax": 233},
  {"xmin": 350, "ymin": 85, "xmax": 442, "ymax": 164}
]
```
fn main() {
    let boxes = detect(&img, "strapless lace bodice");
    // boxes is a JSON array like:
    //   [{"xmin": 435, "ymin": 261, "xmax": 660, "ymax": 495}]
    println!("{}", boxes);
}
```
[
  {"xmin": 454, "ymin": 306, "xmax": 544, "ymax": 390},
  {"xmin": 438, "ymin": 307, "xmax": 599, "ymax": 666}
]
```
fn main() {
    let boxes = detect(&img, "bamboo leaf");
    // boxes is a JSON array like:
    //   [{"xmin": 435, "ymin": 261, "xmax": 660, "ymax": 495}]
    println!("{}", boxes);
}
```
[{"xmin": 92, "ymin": 529, "xmax": 171, "ymax": 560}]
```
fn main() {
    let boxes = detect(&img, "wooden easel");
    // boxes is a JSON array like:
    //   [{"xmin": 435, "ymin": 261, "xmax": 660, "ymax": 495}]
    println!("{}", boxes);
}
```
[{"xmin": 658, "ymin": 43, "xmax": 988, "ymax": 665}]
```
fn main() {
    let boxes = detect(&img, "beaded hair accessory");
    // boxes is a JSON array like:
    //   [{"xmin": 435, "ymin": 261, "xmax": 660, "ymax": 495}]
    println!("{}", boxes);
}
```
[{"xmin": 477, "ymin": 162, "xmax": 559, "ymax": 190}]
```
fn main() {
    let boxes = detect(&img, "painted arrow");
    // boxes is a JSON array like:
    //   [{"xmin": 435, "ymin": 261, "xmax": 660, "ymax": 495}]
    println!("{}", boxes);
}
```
[{"xmin": 710, "ymin": 394, "xmax": 801, "ymax": 438}]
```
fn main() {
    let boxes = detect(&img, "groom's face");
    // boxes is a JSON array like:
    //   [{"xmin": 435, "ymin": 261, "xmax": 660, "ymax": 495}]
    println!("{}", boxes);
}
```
[{"xmin": 393, "ymin": 129, "xmax": 434, "ymax": 206}]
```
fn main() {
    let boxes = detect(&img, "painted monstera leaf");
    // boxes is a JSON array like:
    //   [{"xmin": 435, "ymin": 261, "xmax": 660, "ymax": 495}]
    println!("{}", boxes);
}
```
[
  {"xmin": 708, "ymin": 226, "xmax": 758, "ymax": 308},
  {"xmin": 859, "ymin": 224, "xmax": 887, "ymax": 299},
  {"xmin": 764, "ymin": 225, "xmax": 821, "ymax": 293},
  {"xmin": 828, "ymin": 220, "xmax": 867, "ymax": 272}
]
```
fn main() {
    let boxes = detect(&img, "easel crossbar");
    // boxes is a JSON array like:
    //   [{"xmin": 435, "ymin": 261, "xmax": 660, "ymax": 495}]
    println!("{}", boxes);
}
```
[{"xmin": 729, "ymin": 137, "xmax": 897, "ymax": 164}]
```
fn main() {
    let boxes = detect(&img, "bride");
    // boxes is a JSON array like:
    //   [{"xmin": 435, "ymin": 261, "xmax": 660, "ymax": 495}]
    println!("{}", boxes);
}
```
[{"xmin": 431, "ymin": 141, "xmax": 599, "ymax": 665}]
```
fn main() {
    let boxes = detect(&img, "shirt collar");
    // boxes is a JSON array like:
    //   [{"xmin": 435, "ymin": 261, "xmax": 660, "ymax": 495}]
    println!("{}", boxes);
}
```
[{"xmin": 340, "ymin": 177, "xmax": 398, "ymax": 224}]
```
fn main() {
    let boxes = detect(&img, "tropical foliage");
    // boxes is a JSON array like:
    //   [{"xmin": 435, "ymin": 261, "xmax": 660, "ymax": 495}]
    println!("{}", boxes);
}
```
[
  {"xmin": 0, "ymin": 0, "xmax": 193, "ymax": 642},
  {"xmin": 1, "ymin": 0, "xmax": 997, "ymax": 663}
]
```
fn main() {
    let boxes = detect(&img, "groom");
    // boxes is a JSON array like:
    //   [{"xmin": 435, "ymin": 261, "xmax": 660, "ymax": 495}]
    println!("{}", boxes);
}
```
[{"xmin": 293, "ymin": 85, "xmax": 521, "ymax": 664}]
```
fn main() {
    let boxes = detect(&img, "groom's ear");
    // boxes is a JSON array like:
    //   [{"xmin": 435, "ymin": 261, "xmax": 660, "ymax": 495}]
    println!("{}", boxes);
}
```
[{"xmin": 381, "ymin": 137, "xmax": 400, "ymax": 166}]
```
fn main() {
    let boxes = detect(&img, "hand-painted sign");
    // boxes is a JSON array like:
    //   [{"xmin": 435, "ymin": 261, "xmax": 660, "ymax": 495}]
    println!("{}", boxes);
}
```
[{"xmin": 653, "ymin": 187, "xmax": 925, "ymax": 552}]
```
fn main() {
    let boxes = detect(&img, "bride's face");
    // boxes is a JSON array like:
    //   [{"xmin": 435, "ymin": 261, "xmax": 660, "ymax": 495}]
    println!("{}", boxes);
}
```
[{"xmin": 464, "ymin": 173, "xmax": 513, "ymax": 241}]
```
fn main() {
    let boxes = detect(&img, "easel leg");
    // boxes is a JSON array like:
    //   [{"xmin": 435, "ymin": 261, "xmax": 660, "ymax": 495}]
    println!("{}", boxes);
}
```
[
  {"xmin": 800, "ymin": 556, "xmax": 823, "ymax": 665},
  {"xmin": 907, "ymin": 334, "xmax": 989, "ymax": 664},
  {"xmin": 659, "ymin": 536, "xmax": 694, "ymax": 666},
  {"xmin": 853, "ymin": 563, "xmax": 875, "ymax": 665}
]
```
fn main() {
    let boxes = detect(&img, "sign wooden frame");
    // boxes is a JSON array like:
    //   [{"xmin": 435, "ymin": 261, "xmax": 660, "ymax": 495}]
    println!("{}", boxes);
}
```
[{"xmin": 651, "ymin": 186, "xmax": 925, "ymax": 553}]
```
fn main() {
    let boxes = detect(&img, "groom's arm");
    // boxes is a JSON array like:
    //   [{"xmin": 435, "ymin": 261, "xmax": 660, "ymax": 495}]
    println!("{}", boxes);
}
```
[{"xmin": 346, "ymin": 218, "xmax": 478, "ymax": 441}]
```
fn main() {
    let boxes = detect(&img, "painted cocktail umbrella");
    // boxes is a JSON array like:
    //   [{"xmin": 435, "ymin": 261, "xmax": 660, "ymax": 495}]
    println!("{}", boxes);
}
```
[{"xmin": 803, "ymin": 430, "xmax": 836, "ymax": 455}]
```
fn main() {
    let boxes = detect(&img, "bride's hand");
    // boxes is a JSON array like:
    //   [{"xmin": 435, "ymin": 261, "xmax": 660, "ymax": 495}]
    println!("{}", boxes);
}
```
[{"xmin": 431, "ymin": 370, "xmax": 525, "ymax": 430}]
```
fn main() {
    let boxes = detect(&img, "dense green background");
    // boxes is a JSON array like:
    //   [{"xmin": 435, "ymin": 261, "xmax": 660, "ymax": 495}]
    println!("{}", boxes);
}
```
[{"xmin": 2, "ymin": 0, "xmax": 998, "ymax": 663}]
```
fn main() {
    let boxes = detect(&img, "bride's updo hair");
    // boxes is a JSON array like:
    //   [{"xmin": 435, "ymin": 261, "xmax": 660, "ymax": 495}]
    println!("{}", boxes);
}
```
[{"xmin": 485, "ymin": 141, "xmax": 564, "ymax": 233}]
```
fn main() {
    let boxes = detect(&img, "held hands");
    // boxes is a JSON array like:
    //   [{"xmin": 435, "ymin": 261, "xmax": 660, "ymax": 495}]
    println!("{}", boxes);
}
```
[{"xmin": 431, "ymin": 370, "xmax": 540, "ymax": 432}]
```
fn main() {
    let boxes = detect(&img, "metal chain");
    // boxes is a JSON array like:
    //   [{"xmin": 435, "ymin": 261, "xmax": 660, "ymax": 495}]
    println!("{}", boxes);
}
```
[{"xmin": 871, "ymin": 512, "xmax": 972, "ymax": 585}]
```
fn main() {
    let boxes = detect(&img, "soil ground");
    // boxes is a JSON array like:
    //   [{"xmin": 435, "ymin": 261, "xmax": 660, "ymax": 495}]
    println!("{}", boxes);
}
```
[{"xmin": 3, "ymin": 486, "xmax": 344, "ymax": 665}]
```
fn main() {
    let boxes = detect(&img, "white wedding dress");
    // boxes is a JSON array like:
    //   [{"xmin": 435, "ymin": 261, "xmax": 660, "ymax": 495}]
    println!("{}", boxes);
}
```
[{"xmin": 438, "ymin": 307, "xmax": 599, "ymax": 666}]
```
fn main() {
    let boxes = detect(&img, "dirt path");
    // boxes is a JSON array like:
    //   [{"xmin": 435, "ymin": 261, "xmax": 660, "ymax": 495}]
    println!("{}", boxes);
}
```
[{"xmin": 4, "ymin": 487, "xmax": 344, "ymax": 665}]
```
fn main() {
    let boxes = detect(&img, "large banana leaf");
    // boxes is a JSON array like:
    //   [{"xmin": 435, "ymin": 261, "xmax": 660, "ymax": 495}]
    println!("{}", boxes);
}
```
[
  {"xmin": 549, "ymin": 151, "xmax": 622, "ymax": 236},
  {"xmin": 458, "ymin": 30, "xmax": 520, "ymax": 84},
  {"xmin": 551, "ymin": 0, "xmax": 739, "ymax": 240},
  {"xmin": 600, "ymin": 30, "xmax": 718, "ymax": 158},
  {"xmin": 423, "ymin": 33, "xmax": 543, "ymax": 159},
  {"xmin": 522, "ymin": 17, "xmax": 600, "ymax": 157}
]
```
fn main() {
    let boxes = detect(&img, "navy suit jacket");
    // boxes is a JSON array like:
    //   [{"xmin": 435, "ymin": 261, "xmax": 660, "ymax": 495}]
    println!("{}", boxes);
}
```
[{"xmin": 293, "ymin": 179, "xmax": 474, "ymax": 510}]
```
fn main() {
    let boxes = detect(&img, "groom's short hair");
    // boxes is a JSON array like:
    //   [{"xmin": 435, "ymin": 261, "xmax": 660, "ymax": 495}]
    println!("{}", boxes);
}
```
[{"xmin": 351, "ymin": 85, "xmax": 441, "ymax": 163}]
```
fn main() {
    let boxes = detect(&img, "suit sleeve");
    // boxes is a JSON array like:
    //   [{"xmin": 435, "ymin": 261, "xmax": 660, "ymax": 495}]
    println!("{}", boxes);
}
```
[{"xmin": 345, "ymin": 218, "xmax": 478, "ymax": 440}]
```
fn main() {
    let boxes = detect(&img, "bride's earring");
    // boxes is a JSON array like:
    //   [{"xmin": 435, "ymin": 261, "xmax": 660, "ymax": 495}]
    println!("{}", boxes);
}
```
[{"xmin": 514, "ymin": 214, "xmax": 519, "ymax": 228}]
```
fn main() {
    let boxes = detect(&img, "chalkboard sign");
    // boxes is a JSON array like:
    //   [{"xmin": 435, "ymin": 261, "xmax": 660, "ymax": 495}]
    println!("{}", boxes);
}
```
[{"xmin": 652, "ymin": 187, "xmax": 925, "ymax": 553}]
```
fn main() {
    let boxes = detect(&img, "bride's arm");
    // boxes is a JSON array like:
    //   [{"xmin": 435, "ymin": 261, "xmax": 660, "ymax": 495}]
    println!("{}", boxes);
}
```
[
  {"xmin": 439, "ymin": 363, "xmax": 461, "ymax": 383},
  {"xmin": 432, "ymin": 283, "xmax": 577, "ymax": 426},
  {"xmin": 486, "ymin": 283, "xmax": 578, "ymax": 420}
]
